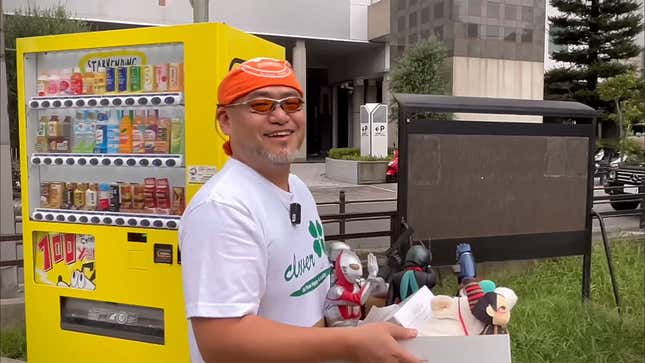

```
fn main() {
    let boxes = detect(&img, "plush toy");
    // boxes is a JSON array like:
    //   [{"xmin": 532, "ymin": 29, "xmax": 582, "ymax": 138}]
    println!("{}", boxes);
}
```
[{"xmin": 418, "ymin": 280, "xmax": 518, "ymax": 336}]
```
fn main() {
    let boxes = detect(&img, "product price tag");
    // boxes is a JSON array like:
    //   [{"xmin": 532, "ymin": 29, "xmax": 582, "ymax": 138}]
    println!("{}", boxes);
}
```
[{"xmin": 187, "ymin": 165, "xmax": 218, "ymax": 184}]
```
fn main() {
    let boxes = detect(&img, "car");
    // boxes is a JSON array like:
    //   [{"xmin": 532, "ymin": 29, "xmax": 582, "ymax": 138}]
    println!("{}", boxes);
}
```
[{"xmin": 604, "ymin": 159, "xmax": 645, "ymax": 211}]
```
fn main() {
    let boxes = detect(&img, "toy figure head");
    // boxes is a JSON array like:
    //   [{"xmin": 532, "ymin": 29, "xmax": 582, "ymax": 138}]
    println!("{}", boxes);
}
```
[
  {"xmin": 472, "ymin": 292, "xmax": 511, "ymax": 327},
  {"xmin": 327, "ymin": 241, "xmax": 351, "ymax": 264},
  {"xmin": 404, "ymin": 244, "xmax": 431, "ymax": 268},
  {"xmin": 334, "ymin": 250, "xmax": 363, "ymax": 286}
]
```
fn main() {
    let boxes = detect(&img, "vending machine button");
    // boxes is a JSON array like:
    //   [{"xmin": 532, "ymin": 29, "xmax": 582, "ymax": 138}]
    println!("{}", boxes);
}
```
[
  {"xmin": 153, "ymin": 220, "xmax": 163, "ymax": 228},
  {"xmin": 66, "ymin": 158, "xmax": 75, "ymax": 165},
  {"xmin": 29, "ymin": 101, "xmax": 40, "ymax": 108},
  {"xmin": 41, "ymin": 101, "xmax": 51, "ymax": 108},
  {"xmin": 167, "ymin": 221, "xmax": 178, "ymax": 229},
  {"xmin": 67, "ymin": 215, "xmax": 77, "ymax": 222},
  {"xmin": 128, "ymin": 218, "xmax": 138, "ymax": 226},
  {"xmin": 152, "ymin": 159, "xmax": 162, "ymax": 167},
  {"xmin": 138, "ymin": 98, "xmax": 148, "ymax": 105},
  {"xmin": 64, "ymin": 100, "xmax": 74, "ymax": 107},
  {"xmin": 139, "ymin": 159, "xmax": 149, "ymax": 166},
  {"xmin": 43, "ymin": 158, "xmax": 52, "ymax": 165},
  {"xmin": 103, "ymin": 217, "xmax": 113, "ymax": 224},
  {"xmin": 102, "ymin": 158, "xmax": 111, "ymax": 166},
  {"xmin": 164, "ymin": 96, "xmax": 175, "ymax": 104},
  {"xmin": 115, "ymin": 218, "xmax": 125, "ymax": 225},
  {"xmin": 114, "ymin": 158, "xmax": 124, "ymax": 166},
  {"xmin": 91, "ymin": 217, "xmax": 101, "ymax": 224},
  {"xmin": 32, "ymin": 157, "xmax": 41, "ymax": 165},
  {"xmin": 100, "ymin": 99, "xmax": 110, "ymax": 106},
  {"xmin": 56, "ymin": 215, "xmax": 65, "ymax": 221},
  {"xmin": 125, "ymin": 98, "xmax": 135, "ymax": 106},
  {"xmin": 54, "ymin": 158, "xmax": 63, "ymax": 165},
  {"xmin": 127, "ymin": 159, "xmax": 136, "ymax": 166},
  {"xmin": 53, "ymin": 100, "xmax": 62, "ymax": 107},
  {"xmin": 34, "ymin": 213, "xmax": 43, "ymax": 220},
  {"xmin": 89, "ymin": 158, "xmax": 99, "ymax": 165},
  {"xmin": 45, "ymin": 214, "xmax": 54, "ymax": 221},
  {"xmin": 151, "ymin": 97, "xmax": 162, "ymax": 105},
  {"xmin": 165, "ymin": 159, "xmax": 176, "ymax": 167},
  {"xmin": 112, "ymin": 98, "xmax": 123, "ymax": 106},
  {"xmin": 88, "ymin": 99, "xmax": 98, "ymax": 106},
  {"xmin": 77, "ymin": 158, "xmax": 87, "ymax": 165},
  {"xmin": 75, "ymin": 99, "xmax": 85, "ymax": 107},
  {"xmin": 140, "ymin": 219, "xmax": 150, "ymax": 227},
  {"xmin": 79, "ymin": 216, "xmax": 89, "ymax": 223}
]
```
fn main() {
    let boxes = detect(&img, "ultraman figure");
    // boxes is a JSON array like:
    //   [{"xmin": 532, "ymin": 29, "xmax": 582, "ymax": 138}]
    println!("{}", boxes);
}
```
[{"xmin": 324, "ymin": 250, "xmax": 386, "ymax": 327}]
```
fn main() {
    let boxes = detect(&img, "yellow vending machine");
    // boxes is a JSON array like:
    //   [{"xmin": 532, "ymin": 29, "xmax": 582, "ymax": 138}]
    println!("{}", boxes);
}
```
[{"xmin": 17, "ymin": 23, "xmax": 283, "ymax": 362}]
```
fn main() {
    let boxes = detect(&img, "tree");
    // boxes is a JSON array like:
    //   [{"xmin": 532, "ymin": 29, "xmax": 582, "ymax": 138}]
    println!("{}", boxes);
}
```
[
  {"xmin": 597, "ymin": 71, "xmax": 645, "ymax": 159},
  {"xmin": 545, "ymin": 0, "xmax": 643, "ymax": 137},
  {"xmin": 389, "ymin": 38, "xmax": 451, "ymax": 123},
  {"xmin": 4, "ymin": 5, "xmax": 91, "ymax": 152}
]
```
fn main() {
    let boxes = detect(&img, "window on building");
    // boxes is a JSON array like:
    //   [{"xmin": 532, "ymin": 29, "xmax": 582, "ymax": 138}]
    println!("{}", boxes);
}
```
[
  {"xmin": 409, "ymin": 33, "xmax": 418, "ymax": 44},
  {"xmin": 521, "ymin": 6, "xmax": 533, "ymax": 22},
  {"xmin": 467, "ymin": 23, "xmax": 479, "ymax": 38},
  {"xmin": 521, "ymin": 28, "xmax": 533, "ymax": 42},
  {"xmin": 504, "ymin": 5, "xmax": 517, "ymax": 20},
  {"xmin": 487, "ymin": 2, "xmax": 499, "ymax": 18},
  {"xmin": 434, "ymin": 26, "xmax": 444, "ymax": 40},
  {"xmin": 486, "ymin": 25, "xmax": 499, "ymax": 39},
  {"xmin": 504, "ymin": 27, "xmax": 517, "ymax": 41},
  {"xmin": 398, "ymin": 16, "xmax": 406, "ymax": 32},
  {"xmin": 398, "ymin": 0, "xmax": 407, "ymax": 10},
  {"xmin": 434, "ymin": 2, "xmax": 444, "ymax": 19},
  {"xmin": 421, "ymin": 7, "xmax": 430, "ymax": 23},
  {"xmin": 409, "ymin": 12, "xmax": 418, "ymax": 28},
  {"xmin": 468, "ymin": 0, "xmax": 482, "ymax": 16}
]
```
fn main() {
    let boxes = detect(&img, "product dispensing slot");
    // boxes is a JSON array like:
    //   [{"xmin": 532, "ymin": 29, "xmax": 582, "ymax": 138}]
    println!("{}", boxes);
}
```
[
  {"xmin": 60, "ymin": 297, "xmax": 164, "ymax": 344},
  {"xmin": 127, "ymin": 232, "xmax": 147, "ymax": 243}
]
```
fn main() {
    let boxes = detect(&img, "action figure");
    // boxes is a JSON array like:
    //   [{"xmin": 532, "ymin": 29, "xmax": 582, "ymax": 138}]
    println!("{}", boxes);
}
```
[
  {"xmin": 324, "ymin": 249, "xmax": 386, "ymax": 327},
  {"xmin": 386, "ymin": 243, "xmax": 436, "ymax": 305}
]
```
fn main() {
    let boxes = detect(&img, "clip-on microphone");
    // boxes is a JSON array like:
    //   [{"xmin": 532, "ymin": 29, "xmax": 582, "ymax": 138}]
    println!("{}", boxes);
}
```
[{"xmin": 290, "ymin": 203, "xmax": 301, "ymax": 224}]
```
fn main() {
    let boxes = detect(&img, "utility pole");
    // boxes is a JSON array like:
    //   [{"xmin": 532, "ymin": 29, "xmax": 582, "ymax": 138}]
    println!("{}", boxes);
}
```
[
  {"xmin": 0, "ymin": 0, "xmax": 16, "ymax": 235},
  {"xmin": 189, "ymin": 0, "xmax": 209, "ymax": 23}
]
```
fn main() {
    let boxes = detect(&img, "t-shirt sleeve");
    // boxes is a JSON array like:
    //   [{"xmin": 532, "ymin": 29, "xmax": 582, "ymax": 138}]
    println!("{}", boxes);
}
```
[{"xmin": 180, "ymin": 200, "xmax": 267, "ymax": 319}]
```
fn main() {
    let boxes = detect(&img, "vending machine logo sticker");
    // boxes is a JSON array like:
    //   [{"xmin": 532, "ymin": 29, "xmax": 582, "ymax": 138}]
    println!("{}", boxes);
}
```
[
  {"xmin": 188, "ymin": 165, "xmax": 218, "ymax": 184},
  {"xmin": 79, "ymin": 50, "xmax": 148, "ymax": 73},
  {"xmin": 34, "ymin": 232, "xmax": 96, "ymax": 290}
]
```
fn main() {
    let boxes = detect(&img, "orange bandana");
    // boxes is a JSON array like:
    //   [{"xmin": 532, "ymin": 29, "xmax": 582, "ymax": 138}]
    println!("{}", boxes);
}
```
[{"xmin": 217, "ymin": 58, "xmax": 303, "ymax": 156}]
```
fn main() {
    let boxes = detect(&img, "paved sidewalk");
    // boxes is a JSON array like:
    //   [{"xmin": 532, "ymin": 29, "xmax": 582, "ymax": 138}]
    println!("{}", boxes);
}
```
[{"xmin": 1, "ymin": 357, "xmax": 25, "ymax": 363}]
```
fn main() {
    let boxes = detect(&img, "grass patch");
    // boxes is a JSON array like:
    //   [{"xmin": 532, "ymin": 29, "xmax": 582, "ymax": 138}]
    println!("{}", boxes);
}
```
[
  {"xmin": 433, "ymin": 237, "xmax": 644, "ymax": 363},
  {"xmin": 328, "ymin": 147, "xmax": 393, "ymax": 161},
  {"xmin": 0, "ymin": 322, "xmax": 26, "ymax": 360}
]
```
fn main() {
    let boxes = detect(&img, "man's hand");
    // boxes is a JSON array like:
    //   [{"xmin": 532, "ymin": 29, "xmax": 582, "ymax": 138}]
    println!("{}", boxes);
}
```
[{"xmin": 348, "ymin": 322, "xmax": 421, "ymax": 363}]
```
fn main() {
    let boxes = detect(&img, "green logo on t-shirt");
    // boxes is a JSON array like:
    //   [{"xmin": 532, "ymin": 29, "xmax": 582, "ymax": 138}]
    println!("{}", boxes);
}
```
[{"xmin": 283, "ymin": 219, "xmax": 329, "ymax": 297}]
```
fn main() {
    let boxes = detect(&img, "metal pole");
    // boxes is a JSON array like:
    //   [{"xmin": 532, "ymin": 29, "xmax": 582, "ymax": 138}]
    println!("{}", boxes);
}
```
[
  {"xmin": 1, "ymin": 0, "xmax": 17, "ymax": 235},
  {"xmin": 190, "ymin": 0, "xmax": 209, "ymax": 23}
]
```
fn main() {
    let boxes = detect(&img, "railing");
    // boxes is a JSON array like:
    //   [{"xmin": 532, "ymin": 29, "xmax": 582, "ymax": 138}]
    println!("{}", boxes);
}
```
[{"xmin": 593, "ymin": 185, "xmax": 645, "ymax": 228}]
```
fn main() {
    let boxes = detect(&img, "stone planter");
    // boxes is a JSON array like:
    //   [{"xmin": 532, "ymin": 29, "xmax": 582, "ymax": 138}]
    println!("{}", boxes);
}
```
[{"xmin": 325, "ymin": 157, "xmax": 389, "ymax": 184}]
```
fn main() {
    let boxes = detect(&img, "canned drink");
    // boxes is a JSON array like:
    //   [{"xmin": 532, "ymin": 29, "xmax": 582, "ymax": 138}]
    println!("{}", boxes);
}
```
[
  {"xmin": 117, "ymin": 66, "xmax": 129, "ymax": 92},
  {"xmin": 105, "ymin": 67, "xmax": 116, "ymax": 93},
  {"xmin": 129, "ymin": 65, "xmax": 142, "ymax": 92},
  {"xmin": 168, "ymin": 63, "xmax": 180, "ymax": 91},
  {"xmin": 109, "ymin": 184, "xmax": 120, "ymax": 212},
  {"xmin": 154, "ymin": 64, "xmax": 168, "ymax": 92},
  {"xmin": 142, "ymin": 65, "xmax": 155, "ymax": 92}
]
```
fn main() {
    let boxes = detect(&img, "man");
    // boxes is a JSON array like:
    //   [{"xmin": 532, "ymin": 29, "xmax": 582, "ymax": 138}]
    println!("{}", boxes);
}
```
[{"xmin": 180, "ymin": 58, "xmax": 420, "ymax": 363}]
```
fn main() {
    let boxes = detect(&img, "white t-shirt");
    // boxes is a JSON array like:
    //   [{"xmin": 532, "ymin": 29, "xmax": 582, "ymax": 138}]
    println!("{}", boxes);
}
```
[{"xmin": 179, "ymin": 158, "xmax": 331, "ymax": 363}]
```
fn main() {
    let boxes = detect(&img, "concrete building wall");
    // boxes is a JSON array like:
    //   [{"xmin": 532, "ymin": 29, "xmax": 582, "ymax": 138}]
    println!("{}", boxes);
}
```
[{"xmin": 452, "ymin": 56, "xmax": 543, "ymax": 122}]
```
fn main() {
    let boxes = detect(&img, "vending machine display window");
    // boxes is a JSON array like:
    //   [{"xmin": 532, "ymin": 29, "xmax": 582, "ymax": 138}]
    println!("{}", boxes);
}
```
[{"xmin": 23, "ymin": 44, "xmax": 186, "ymax": 230}]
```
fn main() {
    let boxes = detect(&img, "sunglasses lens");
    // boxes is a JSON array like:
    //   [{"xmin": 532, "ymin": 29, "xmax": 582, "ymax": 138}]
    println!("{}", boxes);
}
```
[
  {"xmin": 282, "ymin": 97, "xmax": 303, "ymax": 112},
  {"xmin": 248, "ymin": 99, "xmax": 275, "ymax": 113}
]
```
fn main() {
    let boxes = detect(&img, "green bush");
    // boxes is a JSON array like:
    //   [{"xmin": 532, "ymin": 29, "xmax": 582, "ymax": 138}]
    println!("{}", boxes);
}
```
[
  {"xmin": 327, "ymin": 148, "xmax": 392, "ymax": 161},
  {"xmin": 0, "ymin": 323, "xmax": 27, "ymax": 360}
]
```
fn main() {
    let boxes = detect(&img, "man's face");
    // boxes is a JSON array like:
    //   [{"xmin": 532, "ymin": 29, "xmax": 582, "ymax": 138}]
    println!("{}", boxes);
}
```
[{"xmin": 218, "ymin": 86, "xmax": 305, "ymax": 166}]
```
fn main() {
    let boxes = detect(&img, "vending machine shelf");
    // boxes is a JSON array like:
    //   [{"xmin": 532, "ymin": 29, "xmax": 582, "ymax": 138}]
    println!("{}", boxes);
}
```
[
  {"xmin": 31, "ymin": 153, "xmax": 184, "ymax": 168},
  {"xmin": 31, "ymin": 208, "xmax": 180, "ymax": 229},
  {"xmin": 28, "ymin": 92, "xmax": 183, "ymax": 109}
]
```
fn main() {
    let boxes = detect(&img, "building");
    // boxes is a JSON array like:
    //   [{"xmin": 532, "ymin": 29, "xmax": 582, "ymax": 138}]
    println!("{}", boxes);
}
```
[{"xmin": 4, "ymin": 0, "xmax": 548, "ymax": 159}]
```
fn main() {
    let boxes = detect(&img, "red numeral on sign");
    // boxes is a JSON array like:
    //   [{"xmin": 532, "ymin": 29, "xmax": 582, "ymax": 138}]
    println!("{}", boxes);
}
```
[
  {"xmin": 52, "ymin": 234, "xmax": 64, "ymax": 263},
  {"xmin": 64, "ymin": 234, "xmax": 76, "ymax": 264},
  {"xmin": 37, "ymin": 235, "xmax": 53, "ymax": 272}
]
